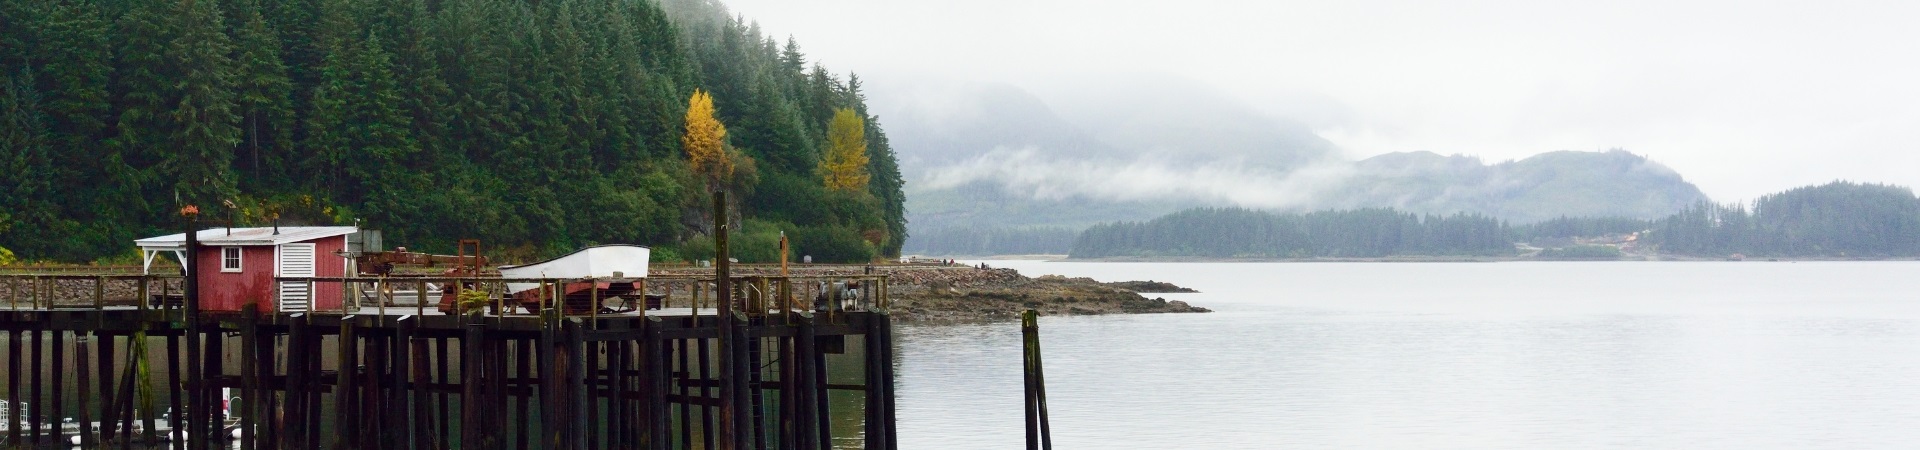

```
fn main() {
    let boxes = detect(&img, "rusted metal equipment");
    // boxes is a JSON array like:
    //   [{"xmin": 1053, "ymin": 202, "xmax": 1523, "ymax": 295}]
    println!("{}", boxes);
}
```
[{"xmin": 354, "ymin": 239, "xmax": 493, "ymax": 313}]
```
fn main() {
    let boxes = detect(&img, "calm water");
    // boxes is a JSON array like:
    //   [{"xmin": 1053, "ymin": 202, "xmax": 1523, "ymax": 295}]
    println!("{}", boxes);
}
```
[{"xmin": 899, "ymin": 261, "xmax": 1920, "ymax": 449}]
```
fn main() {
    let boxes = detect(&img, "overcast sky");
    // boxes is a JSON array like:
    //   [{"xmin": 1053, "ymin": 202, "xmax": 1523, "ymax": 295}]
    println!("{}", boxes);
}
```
[{"xmin": 723, "ymin": 0, "xmax": 1920, "ymax": 202}]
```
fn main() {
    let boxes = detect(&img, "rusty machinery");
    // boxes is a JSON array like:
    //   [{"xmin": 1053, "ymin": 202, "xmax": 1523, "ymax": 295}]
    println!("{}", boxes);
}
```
[{"xmin": 355, "ymin": 239, "xmax": 489, "ymax": 313}]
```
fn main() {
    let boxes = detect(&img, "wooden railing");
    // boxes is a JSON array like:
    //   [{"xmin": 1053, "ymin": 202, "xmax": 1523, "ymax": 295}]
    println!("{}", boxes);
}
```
[
  {"xmin": 270, "ymin": 274, "xmax": 890, "ymax": 320},
  {"xmin": 0, "ymin": 274, "xmax": 188, "ymax": 316}
]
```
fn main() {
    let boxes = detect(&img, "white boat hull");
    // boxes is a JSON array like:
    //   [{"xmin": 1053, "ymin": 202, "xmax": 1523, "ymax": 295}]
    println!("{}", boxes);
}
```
[{"xmin": 499, "ymin": 245, "xmax": 650, "ymax": 294}]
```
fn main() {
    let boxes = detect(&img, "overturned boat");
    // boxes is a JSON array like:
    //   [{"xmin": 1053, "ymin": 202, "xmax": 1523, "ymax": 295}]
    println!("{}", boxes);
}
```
[{"xmin": 498, "ymin": 245, "xmax": 651, "ymax": 314}]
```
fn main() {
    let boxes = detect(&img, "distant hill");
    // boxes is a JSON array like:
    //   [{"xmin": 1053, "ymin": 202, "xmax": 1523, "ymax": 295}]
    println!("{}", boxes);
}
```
[{"xmin": 1322, "ymin": 150, "xmax": 1709, "ymax": 223}]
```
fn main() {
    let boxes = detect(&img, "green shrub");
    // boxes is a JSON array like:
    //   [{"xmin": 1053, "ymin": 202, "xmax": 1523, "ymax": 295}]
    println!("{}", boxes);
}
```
[{"xmin": 793, "ymin": 225, "xmax": 875, "ymax": 263}]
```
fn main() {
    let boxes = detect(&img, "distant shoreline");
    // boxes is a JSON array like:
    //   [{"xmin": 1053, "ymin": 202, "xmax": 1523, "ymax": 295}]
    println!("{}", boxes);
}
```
[{"xmin": 937, "ymin": 255, "xmax": 1920, "ymax": 263}]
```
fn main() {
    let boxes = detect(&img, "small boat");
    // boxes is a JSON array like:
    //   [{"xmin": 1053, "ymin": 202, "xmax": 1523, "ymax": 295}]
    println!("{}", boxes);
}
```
[{"xmin": 498, "ymin": 245, "xmax": 652, "ymax": 314}]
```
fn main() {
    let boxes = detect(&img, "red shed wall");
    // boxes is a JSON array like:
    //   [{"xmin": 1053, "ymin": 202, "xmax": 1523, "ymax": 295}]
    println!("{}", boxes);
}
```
[
  {"xmin": 195, "ymin": 246, "xmax": 276, "ymax": 312},
  {"xmin": 192, "ymin": 234, "xmax": 349, "ymax": 313},
  {"xmin": 309, "ymin": 235, "xmax": 348, "ymax": 311}
]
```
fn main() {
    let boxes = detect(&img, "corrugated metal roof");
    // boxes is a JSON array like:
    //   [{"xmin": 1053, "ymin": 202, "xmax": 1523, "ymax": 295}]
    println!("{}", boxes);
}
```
[{"xmin": 135, "ymin": 226, "xmax": 358, "ymax": 249}]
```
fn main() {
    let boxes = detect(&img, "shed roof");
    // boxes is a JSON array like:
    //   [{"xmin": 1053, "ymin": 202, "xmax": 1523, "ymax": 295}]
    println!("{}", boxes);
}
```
[{"xmin": 135, "ymin": 226, "xmax": 357, "ymax": 250}]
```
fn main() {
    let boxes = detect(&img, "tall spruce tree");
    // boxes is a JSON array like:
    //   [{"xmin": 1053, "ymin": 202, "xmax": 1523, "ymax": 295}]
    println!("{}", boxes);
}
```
[
  {"xmin": 230, "ymin": 5, "xmax": 294, "ymax": 190},
  {"xmin": 164, "ymin": 0, "xmax": 242, "ymax": 206}
]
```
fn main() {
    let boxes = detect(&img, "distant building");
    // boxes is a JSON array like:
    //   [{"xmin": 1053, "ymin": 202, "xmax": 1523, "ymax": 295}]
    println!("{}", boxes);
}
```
[{"xmin": 135, "ymin": 227, "xmax": 357, "ymax": 313}]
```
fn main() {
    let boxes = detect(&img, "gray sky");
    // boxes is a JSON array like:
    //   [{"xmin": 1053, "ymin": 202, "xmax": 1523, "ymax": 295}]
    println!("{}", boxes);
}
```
[{"xmin": 724, "ymin": 0, "xmax": 1920, "ymax": 202}]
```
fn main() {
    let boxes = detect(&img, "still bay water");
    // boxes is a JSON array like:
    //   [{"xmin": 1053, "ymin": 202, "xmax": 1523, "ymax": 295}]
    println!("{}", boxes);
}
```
[{"xmin": 899, "ymin": 261, "xmax": 1920, "ymax": 449}]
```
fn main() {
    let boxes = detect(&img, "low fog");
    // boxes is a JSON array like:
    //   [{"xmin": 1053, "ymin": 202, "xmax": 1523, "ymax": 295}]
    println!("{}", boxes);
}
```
[{"xmin": 724, "ymin": 0, "xmax": 1920, "ymax": 205}]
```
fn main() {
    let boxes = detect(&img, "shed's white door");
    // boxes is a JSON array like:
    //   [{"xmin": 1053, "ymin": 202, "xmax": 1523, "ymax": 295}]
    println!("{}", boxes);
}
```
[{"xmin": 277, "ymin": 243, "xmax": 316, "ymax": 312}]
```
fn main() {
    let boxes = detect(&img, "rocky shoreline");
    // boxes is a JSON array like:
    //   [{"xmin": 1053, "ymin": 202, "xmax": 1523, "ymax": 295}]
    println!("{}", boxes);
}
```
[{"xmin": 879, "ymin": 267, "xmax": 1210, "ymax": 322}]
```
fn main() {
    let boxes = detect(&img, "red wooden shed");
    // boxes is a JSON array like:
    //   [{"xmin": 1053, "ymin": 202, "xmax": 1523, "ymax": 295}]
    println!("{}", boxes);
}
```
[{"xmin": 135, "ymin": 226, "xmax": 356, "ymax": 313}]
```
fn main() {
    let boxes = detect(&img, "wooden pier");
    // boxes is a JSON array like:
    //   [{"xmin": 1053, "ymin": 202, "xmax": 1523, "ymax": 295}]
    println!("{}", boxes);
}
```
[{"xmin": 0, "ymin": 270, "xmax": 898, "ymax": 449}]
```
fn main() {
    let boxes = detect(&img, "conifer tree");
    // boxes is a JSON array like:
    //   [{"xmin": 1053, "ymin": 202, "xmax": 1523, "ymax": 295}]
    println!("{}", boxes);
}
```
[
  {"xmin": 0, "ymin": 69, "xmax": 56, "ymax": 245},
  {"xmin": 164, "ymin": 0, "xmax": 242, "ymax": 205},
  {"xmin": 230, "ymin": 6, "xmax": 294, "ymax": 189}
]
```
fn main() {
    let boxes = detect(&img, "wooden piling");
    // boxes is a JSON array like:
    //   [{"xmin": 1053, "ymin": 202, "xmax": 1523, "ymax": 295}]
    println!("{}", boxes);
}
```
[
  {"xmin": 407, "ymin": 318, "xmax": 433, "ymax": 450},
  {"xmin": 32, "ymin": 326, "xmax": 44, "ymax": 445},
  {"xmin": 644, "ymin": 317, "xmax": 669, "ymax": 450},
  {"xmin": 53, "ymin": 328, "xmax": 67, "ymax": 445},
  {"xmin": 462, "ymin": 322, "xmax": 482, "ymax": 449},
  {"xmin": 435, "ymin": 336, "xmax": 451, "ymax": 447},
  {"xmin": 6, "ymin": 327, "xmax": 18, "ymax": 445},
  {"xmin": 80, "ymin": 332, "xmax": 95, "ymax": 446},
  {"xmin": 98, "ymin": 329, "xmax": 117, "ymax": 445},
  {"xmin": 1022, "ymin": 310, "xmax": 1053, "ymax": 450},
  {"xmin": 285, "ymin": 315, "xmax": 309, "ymax": 450},
  {"xmin": 165, "ymin": 332, "xmax": 182, "ymax": 450},
  {"xmin": 337, "ymin": 317, "xmax": 359, "ymax": 450},
  {"xmin": 794, "ymin": 313, "xmax": 821, "ymax": 450},
  {"xmin": 515, "ymin": 339, "xmax": 531, "ymax": 450},
  {"xmin": 240, "ymin": 306, "xmax": 257, "ymax": 450}
]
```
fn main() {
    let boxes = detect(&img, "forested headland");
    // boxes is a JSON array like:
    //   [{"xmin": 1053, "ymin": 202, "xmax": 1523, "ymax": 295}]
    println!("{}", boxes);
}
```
[
  {"xmin": 0, "ymin": 0, "xmax": 905, "ymax": 264},
  {"xmin": 1064, "ymin": 181, "xmax": 1920, "ymax": 260},
  {"xmin": 903, "ymin": 226, "xmax": 1078, "ymax": 256},
  {"xmin": 1069, "ymin": 208, "xmax": 1513, "ymax": 259},
  {"xmin": 1643, "ymin": 181, "xmax": 1920, "ymax": 257}
]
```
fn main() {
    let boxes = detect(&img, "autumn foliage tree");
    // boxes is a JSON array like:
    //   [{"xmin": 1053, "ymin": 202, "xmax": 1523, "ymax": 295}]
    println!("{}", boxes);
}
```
[
  {"xmin": 820, "ymin": 108, "xmax": 868, "ymax": 192},
  {"xmin": 682, "ymin": 89, "xmax": 731, "ymax": 190}
]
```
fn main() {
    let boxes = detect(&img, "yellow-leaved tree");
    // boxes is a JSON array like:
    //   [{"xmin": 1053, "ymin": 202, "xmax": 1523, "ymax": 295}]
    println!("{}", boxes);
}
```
[
  {"xmin": 682, "ymin": 89, "xmax": 731, "ymax": 189},
  {"xmin": 820, "ymin": 108, "xmax": 869, "ymax": 192}
]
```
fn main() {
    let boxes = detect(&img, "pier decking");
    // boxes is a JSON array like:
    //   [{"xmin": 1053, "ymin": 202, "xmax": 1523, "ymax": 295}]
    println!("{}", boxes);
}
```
[{"xmin": 0, "ymin": 271, "xmax": 898, "ymax": 449}]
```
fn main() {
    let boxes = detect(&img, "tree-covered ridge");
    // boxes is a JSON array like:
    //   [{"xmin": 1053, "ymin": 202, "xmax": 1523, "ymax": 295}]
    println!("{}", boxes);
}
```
[
  {"xmin": 1646, "ymin": 181, "xmax": 1920, "ymax": 257},
  {"xmin": 906, "ymin": 226, "xmax": 1078, "ymax": 256},
  {"xmin": 1068, "ymin": 181, "xmax": 1920, "ymax": 260},
  {"xmin": 0, "ymin": 0, "xmax": 906, "ymax": 263},
  {"xmin": 1070, "ymin": 207, "xmax": 1513, "ymax": 259}
]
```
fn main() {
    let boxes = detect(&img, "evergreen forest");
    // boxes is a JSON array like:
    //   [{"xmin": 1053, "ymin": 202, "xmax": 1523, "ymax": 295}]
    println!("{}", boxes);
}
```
[
  {"xmin": 904, "ymin": 226, "xmax": 1078, "ymax": 257},
  {"xmin": 1066, "ymin": 181, "xmax": 1920, "ymax": 260},
  {"xmin": 0, "ymin": 0, "xmax": 906, "ymax": 263},
  {"xmin": 1644, "ymin": 181, "xmax": 1920, "ymax": 257}
]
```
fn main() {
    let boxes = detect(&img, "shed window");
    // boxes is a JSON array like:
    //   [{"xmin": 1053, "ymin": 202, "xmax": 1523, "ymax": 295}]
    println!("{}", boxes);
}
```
[{"xmin": 221, "ymin": 247, "xmax": 242, "ymax": 272}]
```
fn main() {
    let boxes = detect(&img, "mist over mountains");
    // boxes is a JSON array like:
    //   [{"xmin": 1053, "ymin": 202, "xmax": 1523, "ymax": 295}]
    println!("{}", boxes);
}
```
[{"xmin": 873, "ymin": 76, "xmax": 1708, "ymax": 248}]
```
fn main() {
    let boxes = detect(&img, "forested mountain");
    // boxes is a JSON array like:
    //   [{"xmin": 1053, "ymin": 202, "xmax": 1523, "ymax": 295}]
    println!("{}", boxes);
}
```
[
  {"xmin": 1646, "ymin": 181, "xmax": 1920, "ymax": 257},
  {"xmin": 0, "ymin": 0, "xmax": 904, "ymax": 263},
  {"xmin": 1069, "ymin": 207, "xmax": 1512, "ymax": 259}
]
